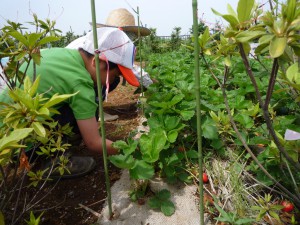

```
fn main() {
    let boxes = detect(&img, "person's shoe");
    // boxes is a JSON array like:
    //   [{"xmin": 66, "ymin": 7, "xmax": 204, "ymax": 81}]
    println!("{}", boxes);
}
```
[
  {"xmin": 99, "ymin": 112, "xmax": 119, "ymax": 122},
  {"xmin": 43, "ymin": 156, "xmax": 96, "ymax": 180}
]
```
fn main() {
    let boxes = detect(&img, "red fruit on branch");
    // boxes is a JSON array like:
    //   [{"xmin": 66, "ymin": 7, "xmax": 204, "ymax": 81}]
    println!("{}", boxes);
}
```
[
  {"xmin": 281, "ymin": 200, "xmax": 294, "ymax": 212},
  {"xmin": 202, "ymin": 173, "xmax": 209, "ymax": 183}
]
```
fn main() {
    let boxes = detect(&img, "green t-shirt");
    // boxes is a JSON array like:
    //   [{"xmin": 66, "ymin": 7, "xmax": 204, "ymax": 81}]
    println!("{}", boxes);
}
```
[{"xmin": 0, "ymin": 48, "xmax": 97, "ymax": 120}]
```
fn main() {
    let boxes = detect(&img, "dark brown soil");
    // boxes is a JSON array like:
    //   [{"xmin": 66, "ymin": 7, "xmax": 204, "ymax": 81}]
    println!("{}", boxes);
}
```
[{"xmin": 24, "ymin": 84, "xmax": 140, "ymax": 225}]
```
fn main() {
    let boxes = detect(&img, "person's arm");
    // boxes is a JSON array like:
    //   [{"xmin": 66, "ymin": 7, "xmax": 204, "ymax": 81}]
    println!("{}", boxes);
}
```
[{"xmin": 76, "ymin": 117, "xmax": 118, "ymax": 155}]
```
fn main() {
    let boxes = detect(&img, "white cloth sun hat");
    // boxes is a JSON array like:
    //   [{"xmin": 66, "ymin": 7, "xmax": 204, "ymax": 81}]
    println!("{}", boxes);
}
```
[{"xmin": 67, "ymin": 27, "xmax": 139, "ymax": 87}]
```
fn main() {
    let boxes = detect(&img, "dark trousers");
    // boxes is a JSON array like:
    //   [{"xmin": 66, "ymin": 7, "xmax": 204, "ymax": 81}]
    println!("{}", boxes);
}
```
[{"xmin": 53, "ymin": 77, "xmax": 120, "ymax": 135}]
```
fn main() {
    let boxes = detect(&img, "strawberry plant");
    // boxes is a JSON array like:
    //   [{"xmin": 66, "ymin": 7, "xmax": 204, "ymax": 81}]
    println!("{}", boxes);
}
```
[
  {"xmin": 110, "ymin": 0, "xmax": 300, "ymax": 221},
  {"xmin": 148, "ymin": 189, "xmax": 175, "ymax": 216}
]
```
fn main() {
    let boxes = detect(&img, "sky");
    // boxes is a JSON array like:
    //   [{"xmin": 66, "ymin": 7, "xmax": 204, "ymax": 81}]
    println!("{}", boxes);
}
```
[{"xmin": 1, "ymin": 0, "xmax": 240, "ymax": 36}]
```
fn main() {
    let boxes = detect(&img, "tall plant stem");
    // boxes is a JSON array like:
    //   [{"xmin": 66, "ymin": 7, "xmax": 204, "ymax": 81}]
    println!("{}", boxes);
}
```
[
  {"xmin": 238, "ymin": 43, "xmax": 300, "ymax": 171},
  {"xmin": 90, "ymin": 0, "xmax": 112, "ymax": 217},
  {"xmin": 264, "ymin": 58, "xmax": 279, "ymax": 109},
  {"xmin": 192, "ymin": 0, "xmax": 204, "ymax": 224},
  {"xmin": 11, "ymin": 170, "xmax": 26, "ymax": 225}
]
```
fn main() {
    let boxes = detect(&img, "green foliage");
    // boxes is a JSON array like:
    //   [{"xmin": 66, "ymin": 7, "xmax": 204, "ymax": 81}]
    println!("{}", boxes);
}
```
[
  {"xmin": 1, "ymin": 16, "xmax": 61, "ymax": 89},
  {"xmin": 148, "ymin": 189, "xmax": 175, "ymax": 216},
  {"xmin": 0, "ymin": 211, "xmax": 5, "ymax": 225},
  {"xmin": 170, "ymin": 27, "xmax": 182, "ymax": 51},
  {"xmin": 25, "ymin": 211, "xmax": 44, "ymax": 225},
  {"xmin": 0, "ymin": 16, "xmax": 77, "ymax": 225},
  {"xmin": 113, "ymin": 0, "xmax": 300, "ymax": 219},
  {"xmin": 51, "ymin": 30, "xmax": 83, "ymax": 48},
  {"xmin": 213, "ymin": 197, "xmax": 255, "ymax": 224},
  {"xmin": 141, "ymin": 27, "xmax": 192, "ymax": 56},
  {"xmin": 251, "ymin": 194, "xmax": 283, "ymax": 222},
  {"xmin": 189, "ymin": 20, "xmax": 208, "ymax": 36}
]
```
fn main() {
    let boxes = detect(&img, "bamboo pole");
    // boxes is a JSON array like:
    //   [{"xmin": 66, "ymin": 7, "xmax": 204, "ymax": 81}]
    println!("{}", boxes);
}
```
[
  {"xmin": 90, "ymin": 0, "xmax": 112, "ymax": 217},
  {"xmin": 192, "ymin": 0, "xmax": 204, "ymax": 224},
  {"xmin": 136, "ymin": 6, "xmax": 145, "ymax": 114}
]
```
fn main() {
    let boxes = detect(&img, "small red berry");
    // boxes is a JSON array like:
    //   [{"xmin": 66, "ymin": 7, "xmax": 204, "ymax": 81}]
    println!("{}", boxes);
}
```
[
  {"xmin": 202, "ymin": 173, "xmax": 209, "ymax": 183},
  {"xmin": 178, "ymin": 146, "xmax": 185, "ymax": 152},
  {"xmin": 281, "ymin": 200, "xmax": 294, "ymax": 212}
]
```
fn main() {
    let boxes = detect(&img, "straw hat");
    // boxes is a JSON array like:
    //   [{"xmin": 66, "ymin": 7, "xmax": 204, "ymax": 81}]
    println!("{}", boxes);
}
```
[{"xmin": 91, "ymin": 8, "xmax": 151, "ymax": 37}]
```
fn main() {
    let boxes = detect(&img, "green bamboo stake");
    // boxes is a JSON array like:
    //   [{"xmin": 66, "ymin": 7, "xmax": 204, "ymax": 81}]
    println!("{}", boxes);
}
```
[
  {"xmin": 90, "ymin": 0, "xmax": 112, "ymax": 217},
  {"xmin": 137, "ymin": 7, "xmax": 144, "ymax": 91},
  {"xmin": 136, "ymin": 6, "xmax": 145, "ymax": 114},
  {"xmin": 192, "ymin": 0, "xmax": 204, "ymax": 224}
]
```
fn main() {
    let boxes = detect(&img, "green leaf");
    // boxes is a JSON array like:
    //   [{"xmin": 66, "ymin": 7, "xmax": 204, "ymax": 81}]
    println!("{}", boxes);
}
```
[
  {"xmin": 235, "ymin": 218, "xmax": 255, "ymax": 224},
  {"xmin": 32, "ymin": 122, "xmax": 46, "ymax": 137},
  {"xmin": 227, "ymin": 4, "xmax": 238, "ymax": 18},
  {"xmin": 222, "ymin": 14, "xmax": 239, "ymax": 29},
  {"xmin": 213, "ymin": 199, "xmax": 228, "ymax": 216},
  {"xmin": 186, "ymin": 150, "xmax": 199, "ymax": 159},
  {"xmin": 140, "ymin": 129, "xmax": 167, "ymax": 163},
  {"xmin": 109, "ymin": 154, "xmax": 135, "ymax": 169},
  {"xmin": 167, "ymin": 130, "xmax": 178, "ymax": 143},
  {"xmin": 169, "ymin": 94, "xmax": 184, "ymax": 106},
  {"xmin": 8, "ymin": 31, "xmax": 28, "ymax": 45},
  {"xmin": 202, "ymin": 118, "xmax": 218, "ymax": 139},
  {"xmin": 15, "ymin": 51, "xmax": 27, "ymax": 62},
  {"xmin": 256, "ymin": 209, "xmax": 267, "ymax": 221},
  {"xmin": 251, "ymin": 205, "xmax": 262, "ymax": 210},
  {"xmin": 224, "ymin": 55, "xmax": 231, "ymax": 67},
  {"xmin": 148, "ymin": 197, "xmax": 160, "ymax": 209},
  {"xmin": 255, "ymin": 43, "xmax": 269, "ymax": 55},
  {"xmin": 0, "ymin": 211, "xmax": 5, "ymax": 225},
  {"xmin": 129, "ymin": 160, "xmax": 154, "ymax": 179},
  {"xmin": 177, "ymin": 171, "xmax": 192, "ymax": 183},
  {"xmin": 259, "ymin": 34, "xmax": 274, "ymax": 45},
  {"xmin": 179, "ymin": 110, "xmax": 195, "ymax": 120},
  {"xmin": 10, "ymin": 89, "xmax": 34, "ymax": 108},
  {"xmin": 164, "ymin": 116, "xmax": 180, "ymax": 131},
  {"xmin": 0, "ymin": 128, "xmax": 33, "ymax": 150},
  {"xmin": 270, "ymin": 205, "xmax": 284, "ymax": 210},
  {"xmin": 157, "ymin": 189, "xmax": 171, "ymax": 200},
  {"xmin": 234, "ymin": 114, "xmax": 254, "ymax": 128},
  {"xmin": 28, "ymin": 33, "xmax": 43, "ymax": 48},
  {"xmin": 24, "ymin": 76, "xmax": 32, "ymax": 92},
  {"xmin": 0, "ymin": 149, "xmax": 12, "ymax": 156},
  {"xmin": 286, "ymin": 0, "xmax": 296, "ymax": 23},
  {"xmin": 235, "ymin": 30, "xmax": 265, "ymax": 43},
  {"xmin": 215, "ymin": 216, "xmax": 233, "ymax": 222},
  {"xmin": 38, "ymin": 36, "xmax": 61, "ymax": 46},
  {"xmin": 199, "ymin": 27, "xmax": 211, "ymax": 48},
  {"xmin": 112, "ymin": 139, "xmax": 138, "ymax": 155},
  {"xmin": 32, "ymin": 53, "xmax": 41, "ymax": 65},
  {"xmin": 269, "ymin": 211, "xmax": 281, "ymax": 221},
  {"xmin": 269, "ymin": 36, "xmax": 287, "ymax": 58},
  {"xmin": 211, "ymin": 8, "xmax": 223, "ymax": 17},
  {"xmin": 237, "ymin": 0, "xmax": 255, "ymax": 23},
  {"xmin": 161, "ymin": 200, "xmax": 175, "ymax": 216},
  {"xmin": 286, "ymin": 63, "xmax": 298, "ymax": 83},
  {"xmin": 38, "ymin": 107, "xmax": 50, "ymax": 116},
  {"xmin": 43, "ymin": 92, "xmax": 78, "ymax": 108}
]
